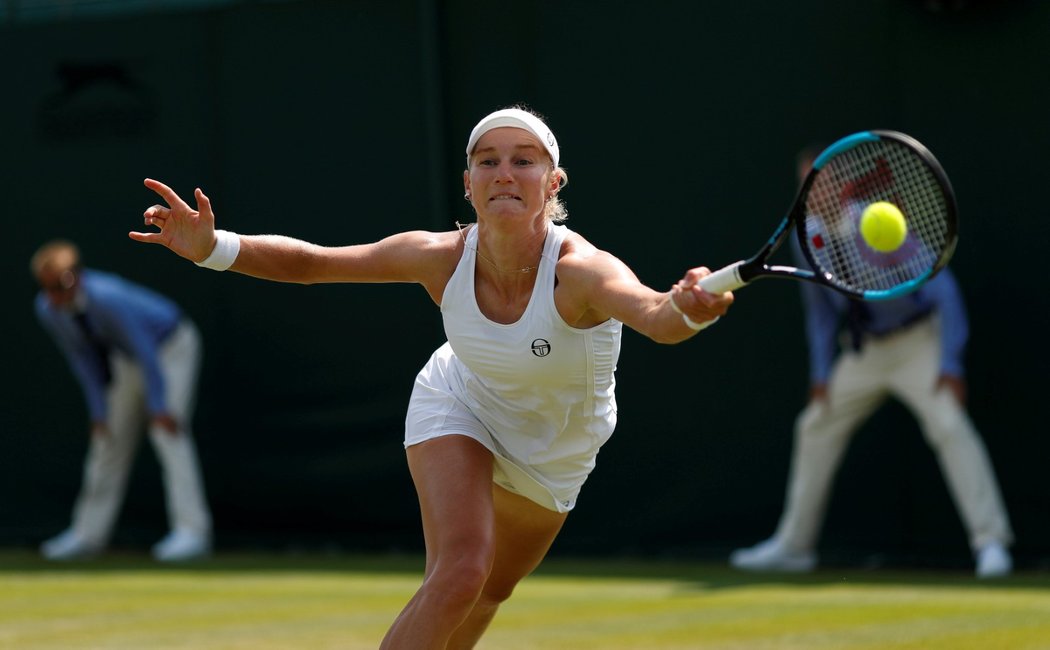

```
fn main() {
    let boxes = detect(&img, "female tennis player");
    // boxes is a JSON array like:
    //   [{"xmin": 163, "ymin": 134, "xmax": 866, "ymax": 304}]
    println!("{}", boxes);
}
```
[{"xmin": 131, "ymin": 106, "xmax": 733, "ymax": 649}]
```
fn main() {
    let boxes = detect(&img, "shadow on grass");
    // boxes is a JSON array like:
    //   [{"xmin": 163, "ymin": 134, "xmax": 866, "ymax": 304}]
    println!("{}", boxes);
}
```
[
  {"xmin": 535, "ymin": 554, "xmax": 1050, "ymax": 592},
  {"xmin": 2, "ymin": 548, "xmax": 1048, "ymax": 592},
  {"xmin": 0, "ymin": 548, "xmax": 424, "ymax": 575}
]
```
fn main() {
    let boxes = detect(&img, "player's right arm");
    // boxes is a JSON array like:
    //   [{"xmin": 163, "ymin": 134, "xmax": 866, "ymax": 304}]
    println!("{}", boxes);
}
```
[
  {"xmin": 131, "ymin": 178, "xmax": 460, "ymax": 301},
  {"xmin": 231, "ymin": 231, "xmax": 447, "ymax": 284},
  {"xmin": 233, "ymin": 230, "xmax": 460, "ymax": 299}
]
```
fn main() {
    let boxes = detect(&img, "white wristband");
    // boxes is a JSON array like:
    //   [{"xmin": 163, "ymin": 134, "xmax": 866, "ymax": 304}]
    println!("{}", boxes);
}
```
[
  {"xmin": 668, "ymin": 289, "xmax": 719, "ymax": 331},
  {"xmin": 195, "ymin": 230, "xmax": 240, "ymax": 271},
  {"xmin": 684, "ymin": 314, "xmax": 719, "ymax": 331}
]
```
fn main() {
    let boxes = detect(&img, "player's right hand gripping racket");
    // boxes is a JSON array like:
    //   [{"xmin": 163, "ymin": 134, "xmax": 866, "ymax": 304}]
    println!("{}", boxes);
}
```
[{"xmin": 699, "ymin": 130, "xmax": 958, "ymax": 300}]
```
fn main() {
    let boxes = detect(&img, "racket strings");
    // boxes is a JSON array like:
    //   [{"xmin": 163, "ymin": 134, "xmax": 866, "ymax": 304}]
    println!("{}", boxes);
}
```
[{"xmin": 802, "ymin": 140, "xmax": 952, "ymax": 295}]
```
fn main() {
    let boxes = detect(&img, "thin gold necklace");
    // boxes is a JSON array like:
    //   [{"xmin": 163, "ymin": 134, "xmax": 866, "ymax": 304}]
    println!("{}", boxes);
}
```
[{"xmin": 455, "ymin": 221, "xmax": 540, "ymax": 274}]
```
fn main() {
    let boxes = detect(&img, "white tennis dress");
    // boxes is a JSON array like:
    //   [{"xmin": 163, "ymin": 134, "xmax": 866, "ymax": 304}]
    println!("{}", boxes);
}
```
[{"xmin": 404, "ymin": 223, "xmax": 623, "ymax": 512}]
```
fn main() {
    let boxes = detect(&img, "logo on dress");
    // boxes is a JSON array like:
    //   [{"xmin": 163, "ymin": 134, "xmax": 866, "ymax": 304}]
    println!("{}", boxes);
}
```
[{"xmin": 531, "ymin": 338, "xmax": 551, "ymax": 357}]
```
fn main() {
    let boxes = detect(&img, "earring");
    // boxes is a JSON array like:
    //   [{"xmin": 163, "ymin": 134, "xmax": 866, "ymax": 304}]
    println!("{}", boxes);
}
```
[{"xmin": 464, "ymin": 192, "xmax": 471, "ymax": 201}]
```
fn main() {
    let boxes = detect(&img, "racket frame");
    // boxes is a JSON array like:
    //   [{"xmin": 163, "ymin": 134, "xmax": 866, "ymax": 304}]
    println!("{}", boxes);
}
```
[{"xmin": 698, "ymin": 130, "xmax": 958, "ymax": 300}]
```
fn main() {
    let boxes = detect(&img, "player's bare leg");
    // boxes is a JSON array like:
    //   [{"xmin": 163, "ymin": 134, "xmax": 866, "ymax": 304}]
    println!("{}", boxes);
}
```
[
  {"xmin": 380, "ymin": 436, "xmax": 567, "ymax": 649},
  {"xmin": 380, "ymin": 436, "xmax": 497, "ymax": 649},
  {"xmin": 446, "ymin": 485, "xmax": 567, "ymax": 649}
]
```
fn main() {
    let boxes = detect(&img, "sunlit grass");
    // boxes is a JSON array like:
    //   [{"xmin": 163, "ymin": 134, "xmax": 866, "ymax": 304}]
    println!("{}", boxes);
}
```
[{"xmin": 1, "ymin": 551, "xmax": 1048, "ymax": 649}]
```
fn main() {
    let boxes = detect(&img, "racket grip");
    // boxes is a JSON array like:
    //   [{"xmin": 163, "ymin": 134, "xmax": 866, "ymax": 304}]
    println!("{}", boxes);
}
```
[{"xmin": 698, "ymin": 261, "xmax": 747, "ymax": 293}]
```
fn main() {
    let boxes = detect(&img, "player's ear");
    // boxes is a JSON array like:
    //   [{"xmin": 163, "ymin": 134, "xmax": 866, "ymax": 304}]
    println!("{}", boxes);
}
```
[
  {"xmin": 548, "ymin": 169, "xmax": 562, "ymax": 195},
  {"xmin": 462, "ymin": 170, "xmax": 471, "ymax": 200}
]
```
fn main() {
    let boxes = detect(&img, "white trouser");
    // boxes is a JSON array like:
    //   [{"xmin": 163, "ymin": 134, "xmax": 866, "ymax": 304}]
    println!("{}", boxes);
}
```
[
  {"xmin": 773, "ymin": 318, "xmax": 1013, "ymax": 554},
  {"xmin": 69, "ymin": 321, "xmax": 212, "ymax": 547}
]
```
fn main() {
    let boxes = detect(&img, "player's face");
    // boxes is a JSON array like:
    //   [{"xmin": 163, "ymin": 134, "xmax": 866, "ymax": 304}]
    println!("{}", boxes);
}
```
[{"xmin": 465, "ymin": 128, "xmax": 555, "ymax": 221}]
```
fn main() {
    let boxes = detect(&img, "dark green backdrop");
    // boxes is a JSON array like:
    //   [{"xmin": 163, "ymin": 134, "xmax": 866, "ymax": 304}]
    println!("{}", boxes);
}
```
[{"xmin": 3, "ymin": 0, "xmax": 1047, "ymax": 568}]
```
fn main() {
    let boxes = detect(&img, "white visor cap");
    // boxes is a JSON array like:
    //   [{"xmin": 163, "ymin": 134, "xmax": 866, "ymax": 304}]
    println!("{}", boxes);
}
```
[{"xmin": 465, "ymin": 108, "xmax": 559, "ymax": 169}]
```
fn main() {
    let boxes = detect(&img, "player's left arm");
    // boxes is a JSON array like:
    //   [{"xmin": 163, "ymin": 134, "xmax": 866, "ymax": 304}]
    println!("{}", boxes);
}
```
[{"xmin": 557, "ymin": 241, "xmax": 732, "ymax": 344}]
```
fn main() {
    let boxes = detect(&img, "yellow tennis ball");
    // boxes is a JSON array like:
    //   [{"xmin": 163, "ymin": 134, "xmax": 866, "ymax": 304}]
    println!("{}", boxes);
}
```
[{"xmin": 860, "ymin": 201, "xmax": 908, "ymax": 252}]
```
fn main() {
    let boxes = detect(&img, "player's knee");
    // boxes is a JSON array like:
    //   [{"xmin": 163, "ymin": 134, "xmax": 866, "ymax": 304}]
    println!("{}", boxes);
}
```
[
  {"xmin": 446, "ymin": 568, "xmax": 491, "ymax": 608},
  {"xmin": 478, "ymin": 576, "xmax": 519, "ymax": 606},
  {"xmin": 428, "ymin": 552, "xmax": 494, "ymax": 607}
]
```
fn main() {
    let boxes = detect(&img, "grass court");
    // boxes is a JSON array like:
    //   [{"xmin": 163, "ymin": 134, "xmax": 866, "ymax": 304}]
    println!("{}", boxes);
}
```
[{"xmin": 2, "ymin": 551, "xmax": 1049, "ymax": 649}]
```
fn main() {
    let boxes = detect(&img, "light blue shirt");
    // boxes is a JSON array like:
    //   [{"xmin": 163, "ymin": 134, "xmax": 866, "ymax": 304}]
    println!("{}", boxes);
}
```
[
  {"xmin": 795, "ymin": 243, "xmax": 968, "ymax": 385},
  {"xmin": 35, "ymin": 269, "xmax": 183, "ymax": 421}
]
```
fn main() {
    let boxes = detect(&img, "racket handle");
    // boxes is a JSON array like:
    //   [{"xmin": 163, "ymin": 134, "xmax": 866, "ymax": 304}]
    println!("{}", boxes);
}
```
[{"xmin": 698, "ymin": 260, "xmax": 747, "ymax": 293}]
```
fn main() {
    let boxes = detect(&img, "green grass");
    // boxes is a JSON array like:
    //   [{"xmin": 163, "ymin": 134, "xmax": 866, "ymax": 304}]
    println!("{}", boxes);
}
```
[{"xmin": 1, "ymin": 551, "xmax": 1049, "ymax": 649}]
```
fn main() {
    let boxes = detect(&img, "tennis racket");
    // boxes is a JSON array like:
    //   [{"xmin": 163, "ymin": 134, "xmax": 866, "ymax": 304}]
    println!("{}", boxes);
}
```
[{"xmin": 699, "ymin": 130, "xmax": 958, "ymax": 300}]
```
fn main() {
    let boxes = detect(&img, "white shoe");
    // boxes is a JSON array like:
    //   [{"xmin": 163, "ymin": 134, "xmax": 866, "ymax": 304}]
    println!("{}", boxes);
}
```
[
  {"xmin": 152, "ymin": 529, "xmax": 211, "ymax": 562},
  {"xmin": 40, "ymin": 529, "xmax": 102, "ymax": 560},
  {"xmin": 730, "ymin": 538, "xmax": 817, "ymax": 572},
  {"xmin": 976, "ymin": 542, "xmax": 1012, "ymax": 578}
]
